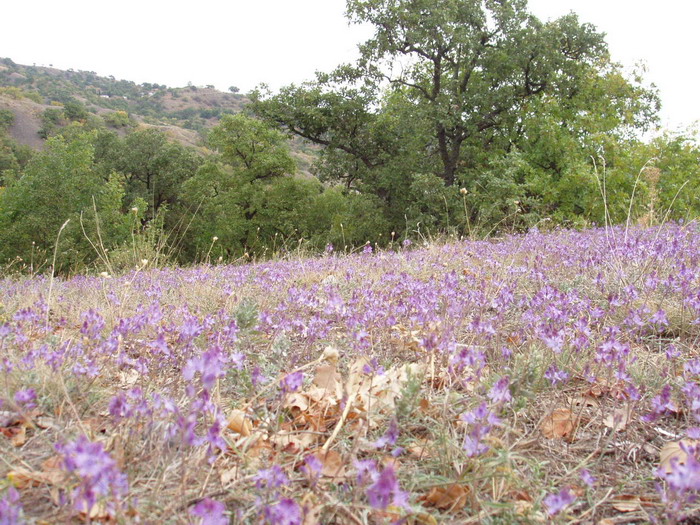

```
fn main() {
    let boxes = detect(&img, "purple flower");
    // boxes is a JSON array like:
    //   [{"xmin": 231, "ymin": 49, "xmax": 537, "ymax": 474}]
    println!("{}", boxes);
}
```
[
  {"xmin": 80, "ymin": 309, "xmax": 105, "ymax": 339},
  {"xmin": 354, "ymin": 459, "xmax": 379, "ymax": 485},
  {"xmin": 13, "ymin": 388, "xmax": 36, "ymax": 408},
  {"xmin": 488, "ymin": 376, "xmax": 512, "ymax": 405},
  {"xmin": 251, "ymin": 366, "xmax": 268, "ymax": 387},
  {"xmin": 255, "ymin": 465, "xmax": 289, "ymax": 490},
  {"xmin": 666, "ymin": 345, "xmax": 681, "ymax": 360},
  {"xmin": 57, "ymin": 435, "xmax": 128, "ymax": 515},
  {"xmin": 0, "ymin": 487, "xmax": 22, "ymax": 524},
  {"xmin": 190, "ymin": 498, "xmax": 227, "ymax": 525},
  {"xmin": 649, "ymin": 309, "xmax": 669, "ymax": 326},
  {"xmin": 580, "ymin": 469, "xmax": 596, "ymax": 488},
  {"xmin": 281, "ymin": 371, "xmax": 303, "ymax": 393},
  {"xmin": 657, "ymin": 442, "xmax": 700, "ymax": 492},
  {"xmin": 362, "ymin": 358, "xmax": 385, "ymax": 376},
  {"xmin": 302, "ymin": 455, "xmax": 322, "ymax": 478},
  {"xmin": 643, "ymin": 385, "xmax": 678, "ymax": 422},
  {"xmin": 544, "ymin": 364, "xmax": 570, "ymax": 386},
  {"xmin": 0, "ymin": 324, "xmax": 12, "ymax": 339},
  {"xmin": 264, "ymin": 498, "xmax": 302, "ymax": 525},
  {"xmin": 543, "ymin": 487, "xmax": 575, "ymax": 516},
  {"xmin": 366, "ymin": 466, "xmax": 408, "ymax": 510},
  {"xmin": 183, "ymin": 347, "xmax": 227, "ymax": 391},
  {"xmin": 686, "ymin": 359, "xmax": 700, "ymax": 377},
  {"xmin": 373, "ymin": 419, "xmax": 399, "ymax": 449},
  {"xmin": 463, "ymin": 429, "xmax": 490, "ymax": 457}
]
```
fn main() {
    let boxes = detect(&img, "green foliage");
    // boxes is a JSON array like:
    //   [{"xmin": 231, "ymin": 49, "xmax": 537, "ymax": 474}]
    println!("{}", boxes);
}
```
[
  {"xmin": 0, "ymin": 133, "xmax": 131, "ymax": 271},
  {"xmin": 0, "ymin": 87, "xmax": 26, "ymax": 99},
  {"xmin": 208, "ymin": 114, "xmax": 296, "ymax": 181},
  {"xmin": 103, "ymin": 110, "xmax": 132, "ymax": 128},
  {"xmin": 38, "ymin": 107, "xmax": 65, "ymax": 138},
  {"xmin": 252, "ymin": 0, "xmax": 660, "ymax": 237},
  {"xmin": 0, "ymin": 109, "xmax": 14, "ymax": 131},
  {"xmin": 93, "ymin": 128, "xmax": 203, "ymax": 222},
  {"xmin": 0, "ymin": 132, "xmax": 33, "ymax": 186},
  {"xmin": 62, "ymin": 98, "xmax": 89, "ymax": 121}
]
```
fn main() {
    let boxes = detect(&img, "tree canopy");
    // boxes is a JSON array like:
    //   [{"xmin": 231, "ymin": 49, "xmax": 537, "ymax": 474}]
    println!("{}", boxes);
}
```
[{"xmin": 251, "ymin": 0, "xmax": 659, "ymax": 231}]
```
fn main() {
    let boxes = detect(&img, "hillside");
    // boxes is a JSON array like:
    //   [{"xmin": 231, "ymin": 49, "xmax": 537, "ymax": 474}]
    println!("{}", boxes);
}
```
[
  {"xmin": 0, "ymin": 58, "xmax": 316, "ymax": 171},
  {"xmin": 0, "ymin": 58, "xmax": 245, "ymax": 128}
]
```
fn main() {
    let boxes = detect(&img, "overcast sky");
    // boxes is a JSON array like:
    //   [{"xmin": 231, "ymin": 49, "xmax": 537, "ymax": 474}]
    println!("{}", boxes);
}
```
[{"xmin": 2, "ymin": 0, "xmax": 697, "ymax": 132}]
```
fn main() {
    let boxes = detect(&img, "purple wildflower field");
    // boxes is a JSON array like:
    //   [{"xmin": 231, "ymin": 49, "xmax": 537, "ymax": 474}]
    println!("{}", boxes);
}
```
[{"xmin": 2, "ymin": 224, "xmax": 700, "ymax": 524}]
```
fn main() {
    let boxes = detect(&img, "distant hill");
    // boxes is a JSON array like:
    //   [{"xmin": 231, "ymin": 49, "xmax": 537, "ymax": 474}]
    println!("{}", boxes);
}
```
[{"xmin": 0, "ymin": 58, "xmax": 316, "ymax": 172}]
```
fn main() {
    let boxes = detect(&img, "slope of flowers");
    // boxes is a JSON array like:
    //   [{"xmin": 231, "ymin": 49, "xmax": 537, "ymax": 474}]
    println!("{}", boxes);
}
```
[{"xmin": 1, "ymin": 224, "xmax": 700, "ymax": 524}]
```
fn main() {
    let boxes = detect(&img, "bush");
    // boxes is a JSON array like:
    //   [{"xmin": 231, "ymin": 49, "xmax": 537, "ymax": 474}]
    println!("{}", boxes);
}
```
[
  {"xmin": 0, "ymin": 109, "xmax": 14, "ymax": 131},
  {"xmin": 103, "ymin": 110, "xmax": 131, "ymax": 128}
]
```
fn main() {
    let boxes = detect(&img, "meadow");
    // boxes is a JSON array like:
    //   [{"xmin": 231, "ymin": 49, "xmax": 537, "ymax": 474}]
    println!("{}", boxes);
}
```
[{"xmin": 1, "ymin": 223, "xmax": 699, "ymax": 524}]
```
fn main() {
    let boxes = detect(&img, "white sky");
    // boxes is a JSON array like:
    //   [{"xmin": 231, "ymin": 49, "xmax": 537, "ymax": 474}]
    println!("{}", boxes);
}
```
[{"xmin": 1, "ymin": 0, "xmax": 698, "ymax": 132}]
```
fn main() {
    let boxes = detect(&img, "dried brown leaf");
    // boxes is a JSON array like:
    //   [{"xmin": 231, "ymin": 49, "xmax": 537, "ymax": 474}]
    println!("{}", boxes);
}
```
[
  {"xmin": 8, "ymin": 458, "xmax": 66, "ymax": 489},
  {"xmin": 309, "ymin": 449, "xmax": 347, "ymax": 478},
  {"xmin": 540, "ymin": 408, "xmax": 576, "ymax": 439},
  {"xmin": 270, "ymin": 431, "xmax": 318, "ymax": 453},
  {"xmin": 659, "ymin": 439, "xmax": 698, "ymax": 474},
  {"xmin": 419, "ymin": 484, "xmax": 470, "ymax": 512},
  {"xmin": 227, "ymin": 409, "xmax": 252, "ymax": 437},
  {"xmin": 313, "ymin": 363, "xmax": 341, "ymax": 393},
  {"xmin": 603, "ymin": 407, "xmax": 631, "ymax": 432},
  {"xmin": 611, "ymin": 495, "xmax": 642, "ymax": 512},
  {"xmin": 408, "ymin": 440, "xmax": 435, "ymax": 459}
]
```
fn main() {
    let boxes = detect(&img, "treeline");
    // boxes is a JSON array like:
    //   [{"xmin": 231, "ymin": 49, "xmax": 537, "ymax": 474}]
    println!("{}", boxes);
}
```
[
  {"xmin": 0, "ymin": 114, "xmax": 396, "ymax": 273},
  {"xmin": 2, "ymin": 0, "xmax": 700, "ymax": 274},
  {"xmin": 0, "ymin": 108, "xmax": 698, "ymax": 275}
]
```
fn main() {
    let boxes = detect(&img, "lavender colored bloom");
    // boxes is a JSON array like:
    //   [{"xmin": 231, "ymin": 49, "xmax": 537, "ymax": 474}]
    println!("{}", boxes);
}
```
[
  {"xmin": 543, "ymin": 487, "xmax": 576, "ymax": 516},
  {"xmin": 362, "ymin": 358, "xmax": 384, "ymax": 376},
  {"xmin": 264, "ymin": 498, "xmax": 302, "ymax": 525},
  {"xmin": 230, "ymin": 352, "xmax": 245, "ymax": 370},
  {"xmin": 373, "ymin": 419, "xmax": 399, "ymax": 449},
  {"xmin": 190, "ymin": 498, "xmax": 227, "ymax": 525},
  {"xmin": 13, "ymin": 388, "xmax": 36, "ymax": 407},
  {"xmin": 487, "ymin": 376, "xmax": 512, "ymax": 405},
  {"xmin": 649, "ymin": 309, "xmax": 669, "ymax": 326},
  {"xmin": 686, "ymin": 358, "xmax": 700, "ymax": 377},
  {"xmin": 280, "ymin": 371, "xmax": 303, "ymax": 393},
  {"xmin": 255, "ymin": 465, "xmax": 289, "ymax": 490},
  {"xmin": 0, "ymin": 487, "xmax": 22, "ymax": 524},
  {"xmin": 544, "ymin": 364, "xmax": 570, "ymax": 386},
  {"xmin": 580, "ymin": 469, "xmax": 596, "ymax": 488},
  {"xmin": 643, "ymin": 385, "xmax": 678, "ymax": 422},
  {"xmin": 57, "ymin": 435, "xmax": 128, "ymax": 515},
  {"xmin": 80, "ymin": 309, "xmax": 105, "ymax": 339},
  {"xmin": 302, "ymin": 455, "xmax": 322, "ymax": 478},
  {"xmin": 183, "ymin": 346, "xmax": 227, "ymax": 391},
  {"xmin": 354, "ymin": 458, "xmax": 379, "ymax": 485},
  {"xmin": 251, "ymin": 366, "xmax": 267, "ymax": 387},
  {"xmin": 366, "ymin": 466, "xmax": 408, "ymax": 510},
  {"xmin": 463, "ymin": 430, "xmax": 490, "ymax": 457}
]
